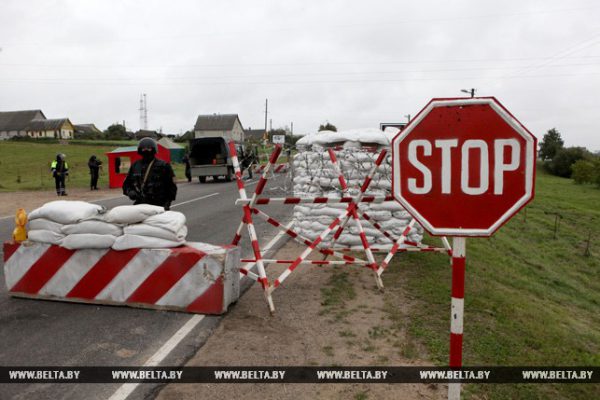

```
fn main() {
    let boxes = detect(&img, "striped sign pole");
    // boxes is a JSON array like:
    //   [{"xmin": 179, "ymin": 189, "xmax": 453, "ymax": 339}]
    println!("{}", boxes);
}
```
[{"xmin": 448, "ymin": 236, "xmax": 466, "ymax": 400}]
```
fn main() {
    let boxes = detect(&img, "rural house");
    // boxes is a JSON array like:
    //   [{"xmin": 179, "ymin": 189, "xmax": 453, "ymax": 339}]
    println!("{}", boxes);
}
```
[
  {"xmin": 194, "ymin": 114, "xmax": 244, "ymax": 142},
  {"xmin": 244, "ymin": 127, "xmax": 266, "ymax": 143},
  {"xmin": 74, "ymin": 123, "xmax": 103, "ymax": 138},
  {"xmin": 0, "ymin": 110, "xmax": 46, "ymax": 140},
  {"xmin": 27, "ymin": 118, "xmax": 75, "ymax": 139}
]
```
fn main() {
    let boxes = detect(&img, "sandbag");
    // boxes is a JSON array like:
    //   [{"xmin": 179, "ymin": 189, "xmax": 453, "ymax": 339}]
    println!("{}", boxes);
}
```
[
  {"xmin": 112, "ymin": 234, "xmax": 184, "ymax": 250},
  {"xmin": 28, "ymin": 229, "xmax": 65, "ymax": 245},
  {"xmin": 61, "ymin": 234, "xmax": 117, "ymax": 249},
  {"xmin": 28, "ymin": 201, "xmax": 105, "ymax": 224},
  {"xmin": 61, "ymin": 220, "xmax": 123, "ymax": 236},
  {"xmin": 141, "ymin": 211, "xmax": 186, "ymax": 234},
  {"xmin": 124, "ymin": 224, "xmax": 187, "ymax": 242},
  {"xmin": 104, "ymin": 204, "xmax": 164, "ymax": 225},
  {"xmin": 28, "ymin": 218, "xmax": 63, "ymax": 234}
]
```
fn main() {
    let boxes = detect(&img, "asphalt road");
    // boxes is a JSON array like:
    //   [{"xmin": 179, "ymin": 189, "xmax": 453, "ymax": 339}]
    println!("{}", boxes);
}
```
[{"xmin": 0, "ymin": 177, "xmax": 290, "ymax": 400}]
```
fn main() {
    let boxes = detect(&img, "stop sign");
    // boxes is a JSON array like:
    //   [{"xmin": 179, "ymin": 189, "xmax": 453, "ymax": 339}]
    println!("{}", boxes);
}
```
[{"xmin": 392, "ymin": 97, "xmax": 536, "ymax": 237}]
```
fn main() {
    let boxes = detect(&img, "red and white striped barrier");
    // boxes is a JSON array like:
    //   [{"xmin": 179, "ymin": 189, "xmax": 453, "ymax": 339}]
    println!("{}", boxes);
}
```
[
  {"xmin": 3, "ymin": 241, "xmax": 240, "ymax": 315},
  {"xmin": 253, "ymin": 163, "xmax": 289, "ymax": 174},
  {"xmin": 229, "ymin": 141, "xmax": 452, "ymax": 313}
]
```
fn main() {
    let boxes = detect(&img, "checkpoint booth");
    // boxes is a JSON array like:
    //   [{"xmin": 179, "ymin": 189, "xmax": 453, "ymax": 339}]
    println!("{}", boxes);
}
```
[{"xmin": 105, "ymin": 144, "xmax": 171, "ymax": 188}]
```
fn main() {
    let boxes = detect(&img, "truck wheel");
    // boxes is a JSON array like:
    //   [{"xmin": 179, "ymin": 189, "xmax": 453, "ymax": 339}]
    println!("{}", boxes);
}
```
[
  {"xmin": 199, "ymin": 176, "xmax": 206, "ymax": 183},
  {"xmin": 225, "ymin": 167, "xmax": 233, "ymax": 182}
]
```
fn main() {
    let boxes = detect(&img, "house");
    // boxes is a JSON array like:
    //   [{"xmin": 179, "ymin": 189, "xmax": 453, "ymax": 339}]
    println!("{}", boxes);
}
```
[
  {"xmin": 134, "ymin": 130, "xmax": 159, "ymax": 140},
  {"xmin": 244, "ymin": 128, "xmax": 266, "ymax": 142},
  {"xmin": 74, "ymin": 123, "xmax": 103, "ymax": 139},
  {"xmin": 26, "ymin": 118, "xmax": 75, "ymax": 139},
  {"xmin": 194, "ymin": 114, "xmax": 244, "ymax": 142},
  {"xmin": 0, "ymin": 110, "xmax": 46, "ymax": 140}
]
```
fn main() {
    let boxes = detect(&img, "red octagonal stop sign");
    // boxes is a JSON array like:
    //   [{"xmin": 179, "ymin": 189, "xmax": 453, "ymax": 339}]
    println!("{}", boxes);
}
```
[{"xmin": 392, "ymin": 97, "xmax": 536, "ymax": 237}]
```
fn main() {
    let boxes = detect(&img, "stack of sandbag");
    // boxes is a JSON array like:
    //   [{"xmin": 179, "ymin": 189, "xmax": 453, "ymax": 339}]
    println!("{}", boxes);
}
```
[
  {"xmin": 27, "ymin": 201, "xmax": 111, "ymax": 247},
  {"xmin": 112, "ymin": 207, "xmax": 187, "ymax": 250},
  {"xmin": 292, "ymin": 128, "xmax": 423, "ymax": 246},
  {"xmin": 26, "ymin": 201, "xmax": 188, "ymax": 250}
]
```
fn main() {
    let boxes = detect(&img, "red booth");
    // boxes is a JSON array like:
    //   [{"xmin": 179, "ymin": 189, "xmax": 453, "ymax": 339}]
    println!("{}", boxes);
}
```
[{"xmin": 105, "ymin": 144, "xmax": 171, "ymax": 189}]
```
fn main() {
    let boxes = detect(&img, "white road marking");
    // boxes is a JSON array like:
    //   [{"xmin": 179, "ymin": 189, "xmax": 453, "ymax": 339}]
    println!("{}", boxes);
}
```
[
  {"xmin": 108, "ymin": 314, "xmax": 205, "ymax": 400},
  {"xmin": 170, "ymin": 192, "xmax": 219, "ymax": 208}
]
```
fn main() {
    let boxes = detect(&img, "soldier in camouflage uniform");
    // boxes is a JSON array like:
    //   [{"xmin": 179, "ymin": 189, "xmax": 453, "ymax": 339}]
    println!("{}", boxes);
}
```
[{"xmin": 122, "ymin": 138, "xmax": 177, "ymax": 210}]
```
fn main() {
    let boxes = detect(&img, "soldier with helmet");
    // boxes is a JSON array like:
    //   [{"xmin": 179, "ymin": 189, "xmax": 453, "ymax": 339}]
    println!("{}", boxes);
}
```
[
  {"xmin": 51, "ymin": 153, "xmax": 69, "ymax": 196},
  {"xmin": 122, "ymin": 138, "xmax": 178, "ymax": 210}
]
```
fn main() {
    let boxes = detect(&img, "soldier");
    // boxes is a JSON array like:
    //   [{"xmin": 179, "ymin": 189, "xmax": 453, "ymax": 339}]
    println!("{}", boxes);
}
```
[
  {"xmin": 88, "ymin": 155, "xmax": 102, "ymax": 190},
  {"xmin": 122, "ymin": 138, "xmax": 177, "ymax": 210},
  {"xmin": 51, "ymin": 153, "xmax": 69, "ymax": 196}
]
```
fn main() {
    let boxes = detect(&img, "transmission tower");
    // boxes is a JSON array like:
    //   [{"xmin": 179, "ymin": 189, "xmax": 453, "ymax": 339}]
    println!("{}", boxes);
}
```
[{"xmin": 139, "ymin": 93, "xmax": 148, "ymax": 130}]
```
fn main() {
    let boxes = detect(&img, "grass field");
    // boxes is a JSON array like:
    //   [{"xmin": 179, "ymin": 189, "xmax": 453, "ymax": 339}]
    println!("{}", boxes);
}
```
[
  {"xmin": 0, "ymin": 141, "xmax": 186, "ymax": 192},
  {"xmin": 385, "ymin": 168, "xmax": 600, "ymax": 399}
]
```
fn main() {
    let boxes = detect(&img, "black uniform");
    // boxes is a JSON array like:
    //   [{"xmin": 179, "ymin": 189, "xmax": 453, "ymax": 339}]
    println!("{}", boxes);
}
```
[
  {"xmin": 88, "ymin": 155, "xmax": 102, "ymax": 190},
  {"xmin": 122, "ymin": 158, "xmax": 177, "ymax": 210}
]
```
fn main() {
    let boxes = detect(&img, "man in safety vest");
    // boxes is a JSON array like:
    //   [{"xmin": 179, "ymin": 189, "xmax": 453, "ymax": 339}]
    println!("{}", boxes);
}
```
[
  {"xmin": 122, "ymin": 138, "xmax": 177, "ymax": 210},
  {"xmin": 51, "ymin": 153, "xmax": 69, "ymax": 196}
]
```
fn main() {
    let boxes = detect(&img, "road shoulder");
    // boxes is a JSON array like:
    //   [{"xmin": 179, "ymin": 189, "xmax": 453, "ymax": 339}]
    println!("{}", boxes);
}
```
[{"xmin": 156, "ymin": 241, "xmax": 444, "ymax": 400}]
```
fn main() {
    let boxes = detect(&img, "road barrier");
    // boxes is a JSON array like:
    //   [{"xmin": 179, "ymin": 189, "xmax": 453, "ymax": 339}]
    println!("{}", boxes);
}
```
[
  {"xmin": 3, "ymin": 241, "xmax": 240, "ymax": 315},
  {"xmin": 228, "ymin": 141, "xmax": 451, "ymax": 314}
]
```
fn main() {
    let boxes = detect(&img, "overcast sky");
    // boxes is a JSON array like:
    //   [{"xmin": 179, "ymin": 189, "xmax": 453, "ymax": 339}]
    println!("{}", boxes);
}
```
[{"xmin": 1, "ymin": 0, "xmax": 599, "ymax": 149}]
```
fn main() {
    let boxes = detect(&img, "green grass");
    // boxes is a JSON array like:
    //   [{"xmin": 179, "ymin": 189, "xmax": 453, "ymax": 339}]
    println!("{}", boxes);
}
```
[
  {"xmin": 0, "ymin": 141, "xmax": 186, "ymax": 192},
  {"xmin": 384, "ymin": 169, "xmax": 600, "ymax": 399}
]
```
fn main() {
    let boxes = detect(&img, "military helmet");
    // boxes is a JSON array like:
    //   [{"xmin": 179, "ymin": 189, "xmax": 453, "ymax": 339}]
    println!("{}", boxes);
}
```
[{"xmin": 137, "ymin": 137, "xmax": 158, "ymax": 155}]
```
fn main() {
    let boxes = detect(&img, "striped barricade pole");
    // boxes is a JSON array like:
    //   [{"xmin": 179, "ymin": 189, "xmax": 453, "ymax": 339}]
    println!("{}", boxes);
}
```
[
  {"xmin": 377, "ymin": 219, "xmax": 416, "ymax": 276},
  {"xmin": 249, "ymin": 207, "xmax": 366, "ymax": 264},
  {"xmin": 229, "ymin": 141, "xmax": 283, "ymax": 313},
  {"xmin": 235, "ymin": 195, "xmax": 395, "ymax": 206}
]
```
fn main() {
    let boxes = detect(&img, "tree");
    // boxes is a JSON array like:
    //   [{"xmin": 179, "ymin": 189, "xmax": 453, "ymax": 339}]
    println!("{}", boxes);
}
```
[
  {"xmin": 318, "ymin": 122, "xmax": 337, "ymax": 132},
  {"xmin": 104, "ymin": 123, "xmax": 127, "ymax": 140},
  {"xmin": 546, "ymin": 146, "xmax": 591, "ymax": 178},
  {"xmin": 539, "ymin": 128, "xmax": 564, "ymax": 161}
]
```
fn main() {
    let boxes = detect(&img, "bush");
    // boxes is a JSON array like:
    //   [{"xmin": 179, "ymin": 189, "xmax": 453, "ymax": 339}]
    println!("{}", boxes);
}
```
[
  {"xmin": 544, "ymin": 147, "xmax": 592, "ymax": 178},
  {"xmin": 571, "ymin": 159, "xmax": 598, "ymax": 184}
]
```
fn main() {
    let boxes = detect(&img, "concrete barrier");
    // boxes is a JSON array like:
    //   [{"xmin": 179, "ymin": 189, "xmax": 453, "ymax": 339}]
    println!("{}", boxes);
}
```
[{"xmin": 3, "ymin": 241, "xmax": 240, "ymax": 315}]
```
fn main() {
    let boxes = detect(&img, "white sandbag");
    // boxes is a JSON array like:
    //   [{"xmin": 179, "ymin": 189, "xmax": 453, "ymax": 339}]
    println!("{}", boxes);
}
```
[
  {"xmin": 142, "ymin": 211, "xmax": 186, "ymax": 234},
  {"xmin": 124, "ymin": 224, "xmax": 187, "ymax": 242},
  {"xmin": 28, "ymin": 229, "xmax": 65, "ymax": 245},
  {"xmin": 369, "ymin": 201, "xmax": 404, "ymax": 211},
  {"xmin": 28, "ymin": 218, "xmax": 63, "ymax": 234},
  {"xmin": 61, "ymin": 220, "xmax": 123, "ymax": 236},
  {"xmin": 366, "ymin": 210, "xmax": 392, "ymax": 221},
  {"xmin": 104, "ymin": 204, "xmax": 164, "ymax": 224},
  {"xmin": 112, "ymin": 234, "xmax": 183, "ymax": 250},
  {"xmin": 28, "ymin": 201, "xmax": 106, "ymax": 224},
  {"xmin": 61, "ymin": 234, "xmax": 117, "ymax": 250}
]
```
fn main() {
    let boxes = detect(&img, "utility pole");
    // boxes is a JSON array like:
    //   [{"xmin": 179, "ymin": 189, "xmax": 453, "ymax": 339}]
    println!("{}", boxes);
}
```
[
  {"xmin": 139, "ymin": 93, "xmax": 148, "ymax": 130},
  {"xmin": 264, "ymin": 99, "xmax": 268, "ymax": 140},
  {"xmin": 270, "ymin": 119, "xmax": 272, "ymax": 132},
  {"xmin": 291, "ymin": 122, "xmax": 293, "ymax": 135},
  {"xmin": 404, "ymin": 114, "xmax": 411, "ymax": 123}
]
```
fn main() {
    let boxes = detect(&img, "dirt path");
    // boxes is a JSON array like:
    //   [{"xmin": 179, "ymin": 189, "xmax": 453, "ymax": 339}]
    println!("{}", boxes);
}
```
[
  {"xmin": 157, "ymin": 241, "xmax": 445, "ymax": 400},
  {"xmin": 0, "ymin": 187, "xmax": 123, "ymax": 218}
]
